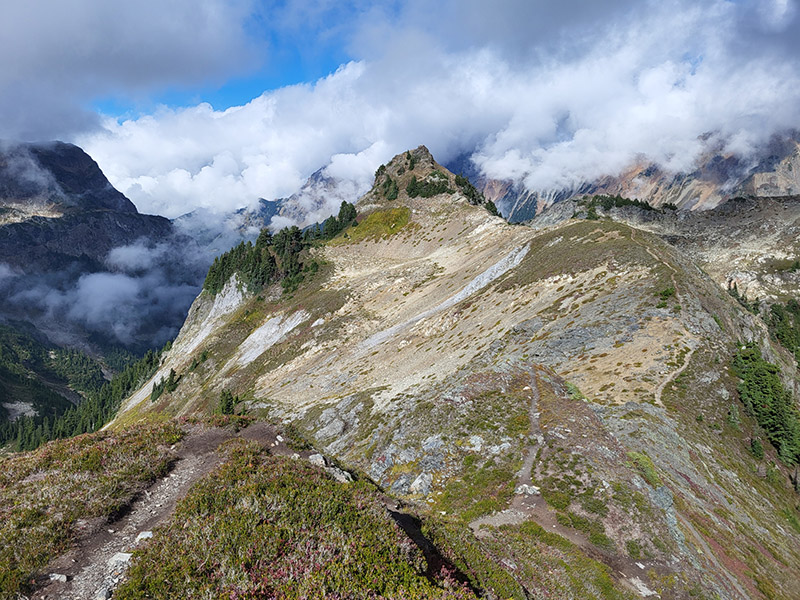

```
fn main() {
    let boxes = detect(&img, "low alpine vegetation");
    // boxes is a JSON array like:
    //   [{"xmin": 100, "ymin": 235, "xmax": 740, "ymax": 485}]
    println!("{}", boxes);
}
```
[
  {"xmin": 0, "ymin": 423, "xmax": 183, "ymax": 600},
  {"xmin": 116, "ymin": 440, "xmax": 475, "ymax": 600}
]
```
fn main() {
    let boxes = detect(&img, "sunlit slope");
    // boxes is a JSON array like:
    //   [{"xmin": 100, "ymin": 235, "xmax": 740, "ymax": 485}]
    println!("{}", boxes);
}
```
[{"xmin": 114, "ymin": 148, "xmax": 800, "ymax": 599}]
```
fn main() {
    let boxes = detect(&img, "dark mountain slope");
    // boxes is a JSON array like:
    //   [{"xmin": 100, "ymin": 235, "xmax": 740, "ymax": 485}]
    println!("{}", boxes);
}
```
[{"xmin": 0, "ymin": 142, "xmax": 205, "ymax": 431}]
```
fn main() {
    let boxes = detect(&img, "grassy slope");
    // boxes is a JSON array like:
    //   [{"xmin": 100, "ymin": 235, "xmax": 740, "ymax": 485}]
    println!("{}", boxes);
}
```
[{"xmin": 0, "ymin": 422, "xmax": 182, "ymax": 599}]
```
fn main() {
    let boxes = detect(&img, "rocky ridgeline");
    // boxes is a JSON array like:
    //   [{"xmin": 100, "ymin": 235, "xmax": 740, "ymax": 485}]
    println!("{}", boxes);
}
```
[{"xmin": 103, "ymin": 147, "xmax": 800, "ymax": 599}]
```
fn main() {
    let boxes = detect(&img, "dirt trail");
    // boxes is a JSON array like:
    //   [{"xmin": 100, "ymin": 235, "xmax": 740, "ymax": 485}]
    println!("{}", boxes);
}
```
[
  {"xmin": 469, "ymin": 375, "xmax": 590, "ymax": 548},
  {"xmin": 34, "ymin": 422, "xmax": 283, "ymax": 600},
  {"xmin": 467, "ymin": 373, "xmax": 666, "ymax": 598},
  {"xmin": 654, "ymin": 345, "xmax": 697, "ymax": 406},
  {"xmin": 630, "ymin": 226, "xmax": 700, "ymax": 408}
]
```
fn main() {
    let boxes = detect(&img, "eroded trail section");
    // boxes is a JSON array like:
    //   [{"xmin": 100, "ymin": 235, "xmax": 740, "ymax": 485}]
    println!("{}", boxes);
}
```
[
  {"xmin": 469, "ymin": 374, "xmax": 543, "ymax": 534},
  {"xmin": 35, "ymin": 424, "xmax": 281, "ymax": 600}
]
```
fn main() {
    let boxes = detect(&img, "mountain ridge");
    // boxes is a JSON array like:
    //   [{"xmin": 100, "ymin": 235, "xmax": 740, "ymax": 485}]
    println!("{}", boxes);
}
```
[
  {"xmin": 104, "ymin": 147, "xmax": 800, "ymax": 599},
  {"xmin": 446, "ymin": 133, "xmax": 800, "ymax": 222}
]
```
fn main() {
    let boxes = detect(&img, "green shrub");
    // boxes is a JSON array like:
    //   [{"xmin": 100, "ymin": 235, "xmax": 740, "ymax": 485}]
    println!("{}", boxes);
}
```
[
  {"xmin": 543, "ymin": 489, "xmax": 572, "ymax": 510},
  {"xmin": 627, "ymin": 451, "xmax": 662, "ymax": 487},
  {"xmin": 406, "ymin": 174, "xmax": 453, "ymax": 198},
  {"xmin": 625, "ymin": 540, "xmax": 642, "ymax": 559},
  {"xmin": 750, "ymin": 437, "xmax": 765, "ymax": 459}
]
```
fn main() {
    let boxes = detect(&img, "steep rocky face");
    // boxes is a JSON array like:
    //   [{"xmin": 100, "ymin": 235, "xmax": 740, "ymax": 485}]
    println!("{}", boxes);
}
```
[
  {"xmin": 0, "ymin": 141, "xmax": 205, "ymax": 354},
  {"xmin": 457, "ymin": 134, "xmax": 800, "ymax": 221},
  {"xmin": 0, "ymin": 142, "xmax": 136, "ymax": 215},
  {"xmin": 114, "ymin": 148, "xmax": 800, "ymax": 599}
]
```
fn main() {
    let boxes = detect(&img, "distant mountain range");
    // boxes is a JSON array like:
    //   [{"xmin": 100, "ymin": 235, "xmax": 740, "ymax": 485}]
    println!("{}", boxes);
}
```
[
  {"xmin": 4, "ymin": 131, "xmax": 800, "ymax": 358},
  {"xmin": 448, "ymin": 132, "xmax": 800, "ymax": 222},
  {"xmin": 0, "ymin": 141, "xmax": 206, "ymax": 354}
]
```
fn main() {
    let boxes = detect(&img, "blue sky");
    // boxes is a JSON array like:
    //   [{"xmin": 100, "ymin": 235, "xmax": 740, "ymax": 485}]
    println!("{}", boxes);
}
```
[
  {"xmin": 90, "ymin": 1, "xmax": 363, "ymax": 116},
  {"xmin": 2, "ymin": 0, "xmax": 800, "ymax": 220}
]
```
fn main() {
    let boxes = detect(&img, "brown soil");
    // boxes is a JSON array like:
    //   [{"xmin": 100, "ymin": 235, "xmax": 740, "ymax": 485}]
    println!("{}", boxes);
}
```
[{"xmin": 33, "ymin": 422, "xmax": 290, "ymax": 600}]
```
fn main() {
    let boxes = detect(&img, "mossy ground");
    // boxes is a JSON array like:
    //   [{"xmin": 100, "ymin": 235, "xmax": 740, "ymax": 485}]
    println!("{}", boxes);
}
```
[
  {"xmin": 330, "ymin": 207, "xmax": 411, "ymax": 245},
  {"xmin": 0, "ymin": 423, "xmax": 183, "ymax": 600},
  {"xmin": 116, "ymin": 438, "xmax": 475, "ymax": 600}
]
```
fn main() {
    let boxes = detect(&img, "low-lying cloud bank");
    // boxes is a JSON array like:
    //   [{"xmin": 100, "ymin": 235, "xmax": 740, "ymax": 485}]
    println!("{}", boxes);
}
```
[
  {"xmin": 0, "ymin": 238, "xmax": 206, "ymax": 351},
  {"xmin": 76, "ymin": 0, "xmax": 800, "ymax": 221}
]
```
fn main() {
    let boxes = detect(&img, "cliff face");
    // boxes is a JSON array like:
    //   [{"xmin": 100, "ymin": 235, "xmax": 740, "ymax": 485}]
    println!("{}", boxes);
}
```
[
  {"xmin": 0, "ymin": 141, "xmax": 204, "ymax": 353},
  {"xmin": 460, "ymin": 135, "xmax": 800, "ymax": 221},
  {"xmin": 0, "ymin": 142, "xmax": 136, "ymax": 215},
  {"xmin": 114, "ymin": 147, "xmax": 800, "ymax": 599},
  {"xmin": 0, "ymin": 141, "xmax": 171, "ymax": 270}
]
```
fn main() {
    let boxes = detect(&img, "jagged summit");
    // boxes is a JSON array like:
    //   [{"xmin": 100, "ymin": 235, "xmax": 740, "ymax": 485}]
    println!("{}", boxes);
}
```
[
  {"xmin": 384, "ymin": 144, "xmax": 437, "ymax": 174},
  {"xmin": 0, "ymin": 141, "xmax": 203, "ymax": 353},
  {"xmin": 365, "ymin": 146, "xmax": 493, "ymax": 218}
]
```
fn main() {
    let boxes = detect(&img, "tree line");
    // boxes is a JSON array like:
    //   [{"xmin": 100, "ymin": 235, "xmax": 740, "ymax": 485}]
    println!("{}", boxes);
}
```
[
  {"xmin": 733, "ymin": 343, "xmax": 800, "ymax": 466},
  {"xmin": 0, "ymin": 345, "xmax": 166, "ymax": 452},
  {"xmin": 203, "ymin": 201, "xmax": 357, "ymax": 296}
]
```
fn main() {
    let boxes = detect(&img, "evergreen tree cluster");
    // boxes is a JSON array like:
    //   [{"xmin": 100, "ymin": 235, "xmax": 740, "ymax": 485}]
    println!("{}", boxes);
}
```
[
  {"xmin": 218, "ymin": 389, "xmax": 239, "ymax": 415},
  {"xmin": 406, "ymin": 173, "xmax": 453, "ymax": 198},
  {"xmin": 380, "ymin": 176, "xmax": 399, "ymax": 201},
  {"xmin": 732, "ymin": 343, "xmax": 800, "ymax": 465},
  {"xmin": 203, "ymin": 202, "xmax": 357, "ymax": 296},
  {"xmin": 0, "ymin": 346, "xmax": 165, "ymax": 452},
  {"xmin": 305, "ymin": 201, "xmax": 357, "ymax": 241},
  {"xmin": 594, "ymin": 195, "xmax": 656, "ymax": 212},
  {"xmin": 727, "ymin": 283, "xmax": 760, "ymax": 315},
  {"xmin": 48, "ymin": 348, "xmax": 106, "ymax": 394},
  {"xmin": 0, "ymin": 325, "xmax": 103, "ymax": 396},
  {"xmin": 454, "ymin": 174, "xmax": 500, "ymax": 216},
  {"xmin": 150, "ymin": 368, "xmax": 180, "ymax": 402},
  {"xmin": 767, "ymin": 299, "xmax": 800, "ymax": 362},
  {"xmin": 454, "ymin": 174, "xmax": 483, "ymax": 205},
  {"xmin": 203, "ymin": 229, "xmax": 278, "ymax": 295}
]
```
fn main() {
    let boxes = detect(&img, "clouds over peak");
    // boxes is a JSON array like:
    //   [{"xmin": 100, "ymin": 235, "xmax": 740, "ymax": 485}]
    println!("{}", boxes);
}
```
[{"xmin": 13, "ymin": 0, "xmax": 799, "ymax": 221}]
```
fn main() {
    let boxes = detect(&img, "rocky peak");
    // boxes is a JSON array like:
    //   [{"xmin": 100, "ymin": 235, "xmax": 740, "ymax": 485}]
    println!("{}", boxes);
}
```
[
  {"xmin": 368, "ymin": 146, "xmax": 488, "ymax": 214},
  {"xmin": 0, "ymin": 141, "xmax": 137, "ymax": 214},
  {"xmin": 380, "ymin": 145, "xmax": 437, "ymax": 179}
]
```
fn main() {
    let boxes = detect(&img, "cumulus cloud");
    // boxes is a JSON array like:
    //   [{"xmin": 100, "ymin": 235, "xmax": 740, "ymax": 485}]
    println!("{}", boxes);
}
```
[
  {"xmin": 106, "ymin": 241, "xmax": 171, "ymax": 273},
  {"xmin": 0, "ymin": 0, "xmax": 259, "ymax": 140},
  {"xmin": 64, "ymin": 0, "xmax": 800, "ymax": 222}
]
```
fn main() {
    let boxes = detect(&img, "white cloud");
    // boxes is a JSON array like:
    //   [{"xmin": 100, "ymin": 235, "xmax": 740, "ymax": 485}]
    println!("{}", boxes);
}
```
[
  {"xmin": 0, "ymin": 263, "xmax": 17, "ymax": 283},
  {"xmin": 0, "ymin": 0, "xmax": 258, "ymax": 140},
  {"xmin": 74, "ymin": 0, "xmax": 800, "ymax": 220}
]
